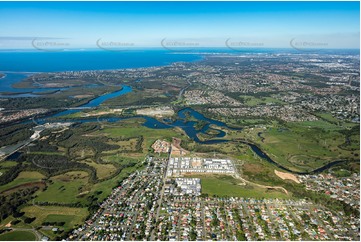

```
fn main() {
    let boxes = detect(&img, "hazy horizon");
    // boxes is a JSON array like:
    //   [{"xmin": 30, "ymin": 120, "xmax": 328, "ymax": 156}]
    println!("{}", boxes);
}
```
[{"xmin": 0, "ymin": 1, "xmax": 359, "ymax": 50}]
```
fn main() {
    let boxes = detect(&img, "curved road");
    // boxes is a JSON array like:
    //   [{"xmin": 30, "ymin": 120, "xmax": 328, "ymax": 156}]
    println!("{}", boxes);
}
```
[{"xmin": 4, "ymin": 227, "xmax": 43, "ymax": 241}]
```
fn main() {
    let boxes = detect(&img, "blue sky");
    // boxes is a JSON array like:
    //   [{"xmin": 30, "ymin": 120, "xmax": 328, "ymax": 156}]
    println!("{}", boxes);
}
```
[{"xmin": 0, "ymin": 1, "xmax": 359, "ymax": 49}]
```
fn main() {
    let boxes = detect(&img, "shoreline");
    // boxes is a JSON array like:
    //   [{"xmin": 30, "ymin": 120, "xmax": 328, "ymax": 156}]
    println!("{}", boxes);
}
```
[
  {"xmin": 0, "ymin": 53, "xmax": 202, "ymax": 96},
  {"xmin": 0, "ymin": 50, "xmax": 204, "ymax": 74}
]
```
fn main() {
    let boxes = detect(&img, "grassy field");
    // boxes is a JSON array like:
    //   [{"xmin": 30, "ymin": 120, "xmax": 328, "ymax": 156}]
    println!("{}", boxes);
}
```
[
  {"xmin": 104, "ymin": 137, "xmax": 140, "ymax": 153},
  {"xmin": 102, "ymin": 88, "xmax": 174, "ymax": 107},
  {"xmin": 222, "ymin": 117, "xmax": 359, "ymax": 173},
  {"xmin": 0, "ymin": 161, "xmax": 18, "ymax": 168},
  {"xmin": 11, "ymin": 162, "xmax": 141, "ymax": 240},
  {"xmin": 79, "ymin": 160, "xmax": 117, "ymax": 180},
  {"xmin": 0, "ymin": 216, "xmax": 33, "ymax": 230},
  {"xmin": 293, "ymin": 119, "xmax": 342, "ymax": 129},
  {"xmin": 100, "ymin": 120, "xmax": 186, "ymax": 155},
  {"xmin": 241, "ymin": 95, "xmax": 285, "ymax": 106},
  {"xmin": 0, "ymin": 171, "xmax": 45, "ymax": 193},
  {"xmin": 344, "ymin": 134, "xmax": 360, "ymax": 150},
  {"xmin": 34, "ymin": 171, "xmax": 90, "ymax": 204},
  {"xmin": 102, "ymin": 154, "xmax": 140, "ymax": 163},
  {"xmin": 188, "ymin": 174, "xmax": 289, "ymax": 199},
  {"xmin": 89, "ymin": 164, "xmax": 141, "ymax": 202},
  {"xmin": 21, "ymin": 206, "xmax": 88, "ymax": 239},
  {"xmin": 259, "ymin": 121, "xmax": 358, "ymax": 172},
  {"xmin": 0, "ymin": 230, "xmax": 36, "ymax": 241},
  {"xmin": 201, "ymin": 116, "xmax": 359, "ymax": 186},
  {"xmin": 315, "ymin": 112, "xmax": 340, "ymax": 123}
]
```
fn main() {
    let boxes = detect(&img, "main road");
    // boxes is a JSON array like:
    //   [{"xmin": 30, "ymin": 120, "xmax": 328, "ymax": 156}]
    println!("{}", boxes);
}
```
[{"xmin": 150, "ymin": 147, "xmax": 172, "ymax": 240}]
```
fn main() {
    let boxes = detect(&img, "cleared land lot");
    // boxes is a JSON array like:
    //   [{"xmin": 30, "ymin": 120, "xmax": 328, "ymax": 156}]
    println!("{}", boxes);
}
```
[
  {"xmin": 187, "ymin": 174, "xmax": 289, "ymax": 199},
  {"xmin": 274, "ymin": 169, "xmax": 300, "ymax": 183},
  {"xmin": 135, "ymin": 106, "xmax": 174, "ymax": 117}
]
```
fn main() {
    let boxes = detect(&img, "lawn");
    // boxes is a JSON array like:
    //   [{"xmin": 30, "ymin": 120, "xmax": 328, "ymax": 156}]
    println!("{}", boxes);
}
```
[
  {"xmin": 293, "ymin": 120, "xmax": 342, "ymax": 130},
  {"xmin": 21, "ymin": 205, "xmax": 88, "ymax": 238},
  {"xmin": 0, "ymin": 171, "xmax": 45, "ymax": 193},
  {"xmin": 187, "ymin": 174, "xmax": 289, "ymax": 199},
  {"xmin": 44, "ymin": 214, "xmax": 73, "ymax": 223},
  {"xmin": 34, "ymin": 171, "xmax": 89, "ymax": 204},
  {"xmin": 241, "ymin": 95, "xmax": 285, "ymax": 106},
  {"xmin": 0, "ymin": 230, "xmax": 36, "ymax": 241},
  {"xmin": 44, "ymin": 214, "xmax": 79, "ymax": 231},
  {"xmin": 79, "ymin": 160, "xmax": 117, "ymax": 180}
]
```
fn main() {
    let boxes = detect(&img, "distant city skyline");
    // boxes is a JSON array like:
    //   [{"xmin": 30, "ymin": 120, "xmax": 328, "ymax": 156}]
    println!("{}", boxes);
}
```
[{"xmin": 0, "ymin": 1, "xmax": 359, "ymax": 49}]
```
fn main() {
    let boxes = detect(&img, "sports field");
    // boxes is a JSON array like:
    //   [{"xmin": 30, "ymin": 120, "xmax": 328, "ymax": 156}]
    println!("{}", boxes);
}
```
[
  {"xmin": 21, "ymin": 206, "xmax": 88, "ymax": 236},
  {"xmin": 187, "ymin": 174, "xmax": 289, "ymax": 199},
  {"xmin": 0, "ymin": 230, "xmax": 36, "ymax": 241}
]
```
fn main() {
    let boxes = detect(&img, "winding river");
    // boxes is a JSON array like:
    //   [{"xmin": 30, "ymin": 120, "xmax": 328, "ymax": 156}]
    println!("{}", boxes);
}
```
[{"xmin": 12, "ymin": 83, "xmax": 354, "ymax": 175}]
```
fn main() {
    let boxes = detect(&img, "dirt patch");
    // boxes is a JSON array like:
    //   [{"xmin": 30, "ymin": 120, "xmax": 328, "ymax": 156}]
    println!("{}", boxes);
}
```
[
  {"xmin": 83, "ymin": 108, "xmax": 123, "ymax": 117},
  {"xmin": 171, "ymin": 137, "xmax": 189, "ymax": 156},
  {"xmin": 42, "ymin": 79, "xmax": 87, "ymax": 88},
  {"xmin": 73, "ymin": 94, "xmax": 94, "ymax": 99},
  {"xmin": 136, "ymin": 106, "xmax": 174, "ymax": 117},
  {"xmin": 172, "ymin": 137, "xmax": 182, "ymax": 148},
  {"xmin": 274, "ymin": 170, "xmax": 300, "ymax": 183}
]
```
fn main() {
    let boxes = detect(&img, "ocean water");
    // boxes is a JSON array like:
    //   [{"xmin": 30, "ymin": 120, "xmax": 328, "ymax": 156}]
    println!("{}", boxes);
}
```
[
  {"xmin": 0, "ymin": 49, "xmax": 202, "ymax": 72},
  {"xmin": 0, "ymin": 48, "xmax": 358, "ymax": 73},
  {"xmin": 1, "ymin": 48, "xmax": 358, "ymax": 95},
  {"xmin": 0, "ymin": 49, "xmax": 201, "ymax": 95}
]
